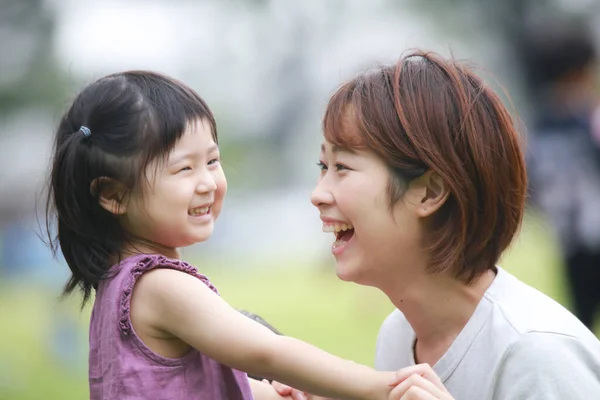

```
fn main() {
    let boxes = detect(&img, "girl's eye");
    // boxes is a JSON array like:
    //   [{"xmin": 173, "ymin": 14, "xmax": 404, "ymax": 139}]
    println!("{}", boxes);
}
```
[
  {"xmin": 317, "ymin": 161, "xmax": 327, "ymax": 171},
  {"xmin": 335, "ymin": 163, "xmax": 349, "ymax": 171},
  {"xmin": 208, "ymin": 158, "xmax": 220, "ymax": 166},
  {"xmin": 179, "ymin": 166, "xmax": 192, "ymax": 172}
]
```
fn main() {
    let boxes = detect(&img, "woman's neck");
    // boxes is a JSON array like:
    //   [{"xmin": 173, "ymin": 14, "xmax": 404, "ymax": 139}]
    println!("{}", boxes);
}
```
[{"xmin": 384, "ymin": 267, "xmax": 496, "ymax": 365}]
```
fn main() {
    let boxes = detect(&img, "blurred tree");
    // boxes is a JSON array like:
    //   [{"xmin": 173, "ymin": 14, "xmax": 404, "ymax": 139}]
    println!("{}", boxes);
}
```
[
  {"xmin": 406, "ymin": 0, "xmax": 600, "ymax": 105},
  {"xmin": 0, "ymin": 0, "xmax": 69, "ymax": 115},
  {"xmin": 210, "ymin": 0, "xmax": 317, "ymax": 189},
  {"xmin": 0, "ymin": 0, "xmax": 71, "ymax": 269}
]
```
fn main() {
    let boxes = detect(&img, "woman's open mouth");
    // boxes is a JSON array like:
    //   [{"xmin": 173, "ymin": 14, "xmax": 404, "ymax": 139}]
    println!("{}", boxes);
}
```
[{"xmin": 323, "ymin": 223, "xmax": 355, "ymax": 254}]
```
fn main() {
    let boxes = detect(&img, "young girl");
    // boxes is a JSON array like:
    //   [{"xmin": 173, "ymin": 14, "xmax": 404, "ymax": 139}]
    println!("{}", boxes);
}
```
[{"xmin": 45, "ymin": 71, "xmax": 404, "ymax": 400}]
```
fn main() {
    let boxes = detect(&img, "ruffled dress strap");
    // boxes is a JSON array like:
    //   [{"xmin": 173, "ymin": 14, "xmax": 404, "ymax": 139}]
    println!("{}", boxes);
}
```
[{"xmin": 118, "ymin": 254, "xmax": 218, "ymax": 336}]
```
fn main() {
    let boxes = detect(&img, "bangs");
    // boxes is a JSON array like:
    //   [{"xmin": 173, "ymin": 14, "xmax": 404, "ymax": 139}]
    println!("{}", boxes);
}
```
[
  {"xmin": 114, "ymin": 72, "xmax": 217, "ymax": 183},
  {"xmin": 322, "ymin": 81, "xmax": 368, "ymax": 150},
  {"xmin": 93, "ymin": 71, "xmax": 218, "ymax": 189},
  {"xmin": 136, "ymin": 72, "xmax": 217, "ymax": 168}
]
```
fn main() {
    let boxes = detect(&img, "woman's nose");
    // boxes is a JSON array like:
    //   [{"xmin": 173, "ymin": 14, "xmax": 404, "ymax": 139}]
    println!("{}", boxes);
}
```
[{"xmin": 311, "ymin": 180, "xmax": 334, "ymax": 208}]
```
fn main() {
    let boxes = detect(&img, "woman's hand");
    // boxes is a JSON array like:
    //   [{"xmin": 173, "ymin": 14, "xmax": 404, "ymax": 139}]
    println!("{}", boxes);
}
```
[
  {"xmin": 269, "ymin": 363, "xmax": 454, "ymax": 400},
  {"xmin": 388, "ymin": 363, "xmax": 454, "ymax": 400}
]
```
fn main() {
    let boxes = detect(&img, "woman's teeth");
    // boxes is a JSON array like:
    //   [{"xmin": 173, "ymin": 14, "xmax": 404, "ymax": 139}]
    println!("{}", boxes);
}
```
[
  {"xmin": 322, "ymin": 223, "xmax": 354, "ymax": 233},
  {"xmin": 332, "ymin": 239, "xmax": 346, "ymax": 249},
  {"xmin": 189, "ymin": 206, "xmax": 210, "ymax": 216}
]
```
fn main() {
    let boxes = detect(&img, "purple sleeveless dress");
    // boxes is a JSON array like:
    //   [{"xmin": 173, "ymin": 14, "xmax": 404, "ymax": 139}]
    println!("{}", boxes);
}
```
[{"xmin": 88, "ymin": 253, "xmax": 254, "ymax": 399}]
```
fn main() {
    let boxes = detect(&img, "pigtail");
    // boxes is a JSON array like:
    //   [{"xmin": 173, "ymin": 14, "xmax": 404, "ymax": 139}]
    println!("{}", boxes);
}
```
[{"xmin": 46, "ymin": 124, "xmax": 122, "ymax": 305}]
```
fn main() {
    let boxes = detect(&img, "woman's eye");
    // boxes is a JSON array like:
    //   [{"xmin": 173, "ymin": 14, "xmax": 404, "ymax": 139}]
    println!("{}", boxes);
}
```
[
  {"xmin": 317, "ymin": 161, "xmax": 351, "ymax": 172},
  {"xmin": 208, "ymin": 158, "xmax": 220, "ymax": 165},
  {"xmin": 178, "ymin": 166, "xmax": 192, "ymax": 172}
]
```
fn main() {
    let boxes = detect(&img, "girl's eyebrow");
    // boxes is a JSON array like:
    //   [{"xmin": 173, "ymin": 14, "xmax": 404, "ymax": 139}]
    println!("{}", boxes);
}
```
[
  {"xmin": 205, "ymin": 143, "xmax": 220, "ymax": 154},
  {"xmin": 169, "ymin": 144, "xmax": 220, "ymax": 165},
  {"xmin": 168, "ymin": 153, "xmax": 195, "ymax": 166}
]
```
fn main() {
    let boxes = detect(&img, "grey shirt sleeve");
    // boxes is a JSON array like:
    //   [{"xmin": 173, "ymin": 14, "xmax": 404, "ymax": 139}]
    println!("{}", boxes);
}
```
[
  {"xmin": 492, "ymin": 332, "xmax": 600, "ymax": 400},
  {"xmin": 374, "ymin": 310, "xmax": 414, "ymax": 371}
]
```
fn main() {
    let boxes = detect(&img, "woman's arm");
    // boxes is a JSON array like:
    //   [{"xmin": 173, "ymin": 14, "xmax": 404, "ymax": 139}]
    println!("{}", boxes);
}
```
[{"xmin": 133, "ymin": 268, "xmax": 396, "ymax": 400}]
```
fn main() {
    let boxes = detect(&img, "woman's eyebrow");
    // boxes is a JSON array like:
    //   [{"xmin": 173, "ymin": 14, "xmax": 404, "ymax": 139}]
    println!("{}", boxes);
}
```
[{"xmin": 320, "ymin": 143, "xmax": 357, "ymax": 155}]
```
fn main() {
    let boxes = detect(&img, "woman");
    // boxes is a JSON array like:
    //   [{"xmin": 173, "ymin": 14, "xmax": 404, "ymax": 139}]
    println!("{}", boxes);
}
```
[{"xmin": 278, "ymin": 50, "xmax": 600, "ymax": 399}]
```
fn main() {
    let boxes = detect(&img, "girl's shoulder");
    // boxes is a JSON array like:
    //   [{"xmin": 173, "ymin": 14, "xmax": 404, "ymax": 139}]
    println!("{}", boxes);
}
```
[
  {"xmin": 97, "ymin": 253, "xmax": 219, "ymax": 336},
  {"xmin": 109, "ymin": 253, "xmax": 216, "ymax": 290}
]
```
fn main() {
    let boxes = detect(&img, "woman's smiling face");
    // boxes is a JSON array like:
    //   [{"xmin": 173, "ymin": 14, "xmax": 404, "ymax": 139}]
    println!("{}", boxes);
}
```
[{"xmin": 311, "ymin": 139, "xmax": 424, "ymax": 288}]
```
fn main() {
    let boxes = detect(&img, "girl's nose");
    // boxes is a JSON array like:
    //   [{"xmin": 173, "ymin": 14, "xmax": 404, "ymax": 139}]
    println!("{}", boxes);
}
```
[{"xmin": 196, "ymin": 170, "xmax": 218, "ymax": 193}]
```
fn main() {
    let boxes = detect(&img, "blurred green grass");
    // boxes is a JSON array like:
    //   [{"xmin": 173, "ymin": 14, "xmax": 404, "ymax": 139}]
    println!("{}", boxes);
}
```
[{"xmin": 0, "ymin": 211, "xmax": 595, "ymax": 400}]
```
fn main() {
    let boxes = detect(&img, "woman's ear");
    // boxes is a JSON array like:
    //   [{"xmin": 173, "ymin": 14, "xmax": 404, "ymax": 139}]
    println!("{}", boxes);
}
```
[
  {"xmin": 415, "ymin": 170, "xmax": 450, "ymax": 218},
  {"xmin": 91, "ymin": 177, "xmax": 128, "ymax": 215}
]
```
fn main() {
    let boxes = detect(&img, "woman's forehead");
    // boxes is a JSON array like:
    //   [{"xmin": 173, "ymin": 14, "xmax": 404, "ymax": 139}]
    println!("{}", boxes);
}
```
[
  {"xmin": 320, "ymin": 141, "xmax": 359, "ymax": 155},
  {"xmin": 323, "ymin": 98, "xmax": 368, "ymax": 143}
]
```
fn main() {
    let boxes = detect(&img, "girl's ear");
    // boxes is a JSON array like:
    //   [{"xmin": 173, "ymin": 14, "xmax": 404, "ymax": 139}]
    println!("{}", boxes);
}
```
[{"xmin": 91, "ymin": 177, "xmax": 128, "ymax": 215}]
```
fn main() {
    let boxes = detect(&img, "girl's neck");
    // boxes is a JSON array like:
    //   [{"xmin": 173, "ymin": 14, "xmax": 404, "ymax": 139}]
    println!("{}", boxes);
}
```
[
  {"xmin": 384, "ymin": 266, "xmax": 497, "ymax": 365},
  {"xmin": 120, "ymin": 238, "xmax": 180, "ymax": 260}
]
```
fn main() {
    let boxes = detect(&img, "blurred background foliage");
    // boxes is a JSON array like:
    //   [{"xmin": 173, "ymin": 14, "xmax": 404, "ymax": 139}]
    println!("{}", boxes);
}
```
[{"xmin": 0, "ymin": 0, "xmax": 599, "ymax": 399}]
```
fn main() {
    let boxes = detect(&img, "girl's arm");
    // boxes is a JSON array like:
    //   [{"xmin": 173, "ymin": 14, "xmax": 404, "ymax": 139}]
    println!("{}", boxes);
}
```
[{"xmin": 132, "ymin": 268, "xmax": 396, "ymax": 400}]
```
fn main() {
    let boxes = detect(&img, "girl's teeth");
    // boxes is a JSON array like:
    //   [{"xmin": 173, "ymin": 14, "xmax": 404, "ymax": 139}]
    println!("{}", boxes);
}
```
[
  {"xmin": 190, "ymin": 206, "xmax": 210, "ymax": 216},
  {"xmin": 322, "ymin": 223, "xmax": 354, "ymax": 233}
]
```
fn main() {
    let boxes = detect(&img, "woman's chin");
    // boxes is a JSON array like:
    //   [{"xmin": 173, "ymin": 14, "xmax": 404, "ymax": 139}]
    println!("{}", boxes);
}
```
[
  {"xmin": 335, "ymin": 262, "xmax": 359, "ymax": 283},
  {"xmin": 335, "ymin": 261, "xmax": 377, "ymax": 287}
]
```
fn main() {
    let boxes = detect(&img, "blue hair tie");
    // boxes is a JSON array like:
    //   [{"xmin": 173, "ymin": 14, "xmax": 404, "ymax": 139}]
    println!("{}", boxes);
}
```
[{"xmin": 79, "ymin": 126, "xmax": 91, "ymax": 137}]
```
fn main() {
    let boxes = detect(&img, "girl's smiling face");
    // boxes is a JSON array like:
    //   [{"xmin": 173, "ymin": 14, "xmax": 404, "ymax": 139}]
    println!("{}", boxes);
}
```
[{"xmin": 122, "ymin": 119, "xmax": 227, "ymax": 256}]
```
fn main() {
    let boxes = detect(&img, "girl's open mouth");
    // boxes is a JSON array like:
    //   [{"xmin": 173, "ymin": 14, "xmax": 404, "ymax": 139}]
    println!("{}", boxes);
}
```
[{"xmin": 188, "ymin": 206, "xmax": 211, "ymax": 216}]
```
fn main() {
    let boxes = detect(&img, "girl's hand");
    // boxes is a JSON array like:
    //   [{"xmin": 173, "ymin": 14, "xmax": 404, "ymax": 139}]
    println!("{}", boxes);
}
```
[
  {"xmin": 388, "ymin": 364, "xmax": 454, "ymax": 400},
  {"xmin": 249, "ymin": 378, "xmax": 295, "ymax": 399},
  {"xmin": 270, "ymin": 380, "xmax": 332, "ymax": 400}
]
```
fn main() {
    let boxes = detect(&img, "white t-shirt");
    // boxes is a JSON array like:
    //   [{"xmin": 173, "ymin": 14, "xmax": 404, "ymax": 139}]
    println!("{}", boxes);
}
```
[{"xmin": 374, "ymin": 267, "xmax": 600, "ymax": 399}]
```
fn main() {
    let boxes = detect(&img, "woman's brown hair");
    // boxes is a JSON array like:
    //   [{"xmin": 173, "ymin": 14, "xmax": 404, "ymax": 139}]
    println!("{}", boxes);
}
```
[{"xmin": 323, "ymin": 50, "xmax": 528, "ymax": 283}]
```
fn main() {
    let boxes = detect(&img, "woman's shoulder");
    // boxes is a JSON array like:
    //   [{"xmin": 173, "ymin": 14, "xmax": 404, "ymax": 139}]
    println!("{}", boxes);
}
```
[
  {"xmin": 486, "ymin": 271, "xmax": 600, "ymax": 383},
  {"xmin": 492, "ymin": 332, "xmax": 600, "ymax": 398},
  {"xmin": 504, "ymin": 331, "xmax": 600, "ymax": 360},
  {"xmin": 487, "ymin": 268, "xmax": 594, "ymax": 340}
]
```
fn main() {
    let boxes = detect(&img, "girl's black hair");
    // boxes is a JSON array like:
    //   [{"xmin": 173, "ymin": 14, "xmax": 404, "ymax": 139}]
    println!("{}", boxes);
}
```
[{"xmin": 45, "ymin": 71, "xmax": 216, "ymax": 304}]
